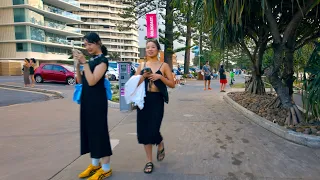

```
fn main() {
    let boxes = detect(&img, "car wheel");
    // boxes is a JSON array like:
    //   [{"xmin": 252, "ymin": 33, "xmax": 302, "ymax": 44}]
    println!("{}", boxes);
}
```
[
  {"xmin": 35, "ymin": 75, "xmax": 43, "ymax": 83},
  {"xmin": 66, "ymin": 77, "xmax": 75, "ymax": 85}
]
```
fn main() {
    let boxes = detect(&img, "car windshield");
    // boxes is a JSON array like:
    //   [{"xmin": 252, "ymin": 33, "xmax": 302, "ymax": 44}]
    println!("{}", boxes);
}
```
[
  {"xmin": 109, "ymin": 62, "xmax": 117, "ymax": 69},
  {"xmin": 62, "ymin": 65, "xmax": 75, "ymax": 72}
]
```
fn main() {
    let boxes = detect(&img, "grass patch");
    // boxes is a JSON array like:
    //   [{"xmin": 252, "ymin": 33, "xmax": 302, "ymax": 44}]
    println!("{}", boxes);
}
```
[
  {"xmin": 111, "ymin": 84, "xmax": 120, "ymax": 102},
  {"xmin": 231, "ymin": 83, "xmax": 271, "ymax": 88},
  {"xmin": 232, "ymin": 83, "xmax": 245, "ymax": 88}
]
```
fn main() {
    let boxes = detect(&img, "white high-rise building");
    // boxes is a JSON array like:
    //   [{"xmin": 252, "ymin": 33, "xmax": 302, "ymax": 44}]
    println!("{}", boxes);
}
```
[
  {"xmin": 71, "ymin": 0, "xmax": 139, "ymax": 62},
  {"xmin": 0, "ymin": 0, "xmax": 83, "ymax": 75}
]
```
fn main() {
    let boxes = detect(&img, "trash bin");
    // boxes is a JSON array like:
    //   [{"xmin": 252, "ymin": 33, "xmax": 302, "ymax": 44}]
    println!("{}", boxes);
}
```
[{"xmin": 197, "ymin": 72, "xmax": 203, "ymax": 80}]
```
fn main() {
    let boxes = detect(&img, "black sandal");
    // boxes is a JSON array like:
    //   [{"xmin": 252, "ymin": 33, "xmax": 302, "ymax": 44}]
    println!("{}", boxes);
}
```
[
  {"xmin": 144, "ymin": 162, "xmax": 154, "ymax": 174},
  {"xmin": 157, "ymin": 142, "xmax": 165, "ymax": 161}
]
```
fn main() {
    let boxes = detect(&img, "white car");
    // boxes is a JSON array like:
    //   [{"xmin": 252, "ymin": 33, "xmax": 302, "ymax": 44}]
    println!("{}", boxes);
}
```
[{"xmin": 106, "ymin": 67, "xmax": 119, "ymax": 81}]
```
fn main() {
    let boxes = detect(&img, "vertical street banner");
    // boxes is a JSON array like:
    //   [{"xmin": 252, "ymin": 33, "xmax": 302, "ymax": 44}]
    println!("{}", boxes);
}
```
[{"xmin": 146, "ymin": 14, "xmax": 158, "ymax": 39}]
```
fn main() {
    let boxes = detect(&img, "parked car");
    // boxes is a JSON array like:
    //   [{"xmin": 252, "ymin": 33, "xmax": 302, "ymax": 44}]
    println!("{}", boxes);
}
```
[
  {"xmin": 108, "ymin": 61, "xmax": 137, "ymax": 77},
  {"xmin": 34, "ymin": 63, "xmax": 76, "ymax": 85},
  {"xmin": 106, "ymin": 67, "xmax": 119, "ymax": 81}
]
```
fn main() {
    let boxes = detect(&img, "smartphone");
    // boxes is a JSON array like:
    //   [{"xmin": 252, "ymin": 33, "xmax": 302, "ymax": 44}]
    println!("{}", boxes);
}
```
[
  {"xmin": 143, "ymin": 67, "xmax": 152, "ymax": 73},
  {"xmin": 72, "ymin": 49, "xmax": 82, "ymax": 55}
]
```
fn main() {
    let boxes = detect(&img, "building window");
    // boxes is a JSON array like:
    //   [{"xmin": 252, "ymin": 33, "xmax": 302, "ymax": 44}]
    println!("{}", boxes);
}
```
[
  {"xmin": 16, "ymin": 43, "xmax": 28, "ymax": 52},
  {"xmin": 31, "ymin": 44, "xmax": 45, "ymax": 53},
  {"xmin": 12, "ymin": 0, "xmax": 25, "ymax": 5},
  {"xmin": 30, "ymin": 27, "xmax": 45, "ymax": 42},
  {"xmin": 13, "ymin": 8, "xmax": 26, "ymax": 22},
  {"xmin": 15, "ymin": 25, "xmax": 27, "ymax": 39}
]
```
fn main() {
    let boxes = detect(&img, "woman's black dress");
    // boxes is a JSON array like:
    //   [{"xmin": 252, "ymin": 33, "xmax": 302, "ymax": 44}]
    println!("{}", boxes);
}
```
[
  {"xmin": 80, "ymin": 56, "xmax": 112, "ymax": 158},
  {"xmin": 137, "ymin": 63, "xmax": 169, "ymax": 145},
  {"xmin": 29, "ymin": 66, "xmax": 34, "ymax": 75}
]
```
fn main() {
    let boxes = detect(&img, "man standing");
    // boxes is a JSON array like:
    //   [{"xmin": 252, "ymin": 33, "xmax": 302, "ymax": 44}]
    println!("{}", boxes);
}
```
[
  {"xmin": 202, "ymin": 61, "xmax": 212, "ymax": 90},
  {"xmin": 176, "ymin": 64, "xmax": 182, "ymax": 85}
]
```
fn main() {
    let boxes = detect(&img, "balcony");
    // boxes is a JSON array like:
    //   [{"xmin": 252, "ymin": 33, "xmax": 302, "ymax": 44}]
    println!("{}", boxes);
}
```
[
  {"xmin": 43, "ymin": 5, "xmax": 81, "ymax": 21},
  {"xmin": 42, "ymin": 0, "xmax": 82, "ymax": 11},
  {"xmin": 80, "ymin": 1, "xmax": 129, "ymax": 8},
  {"xmin": 12, "ymin": 4, "xmax": 82, "ymax": 23},
  {"xmin": 44, "ymin": 21, "xmax": 81, "ymax": 34}
]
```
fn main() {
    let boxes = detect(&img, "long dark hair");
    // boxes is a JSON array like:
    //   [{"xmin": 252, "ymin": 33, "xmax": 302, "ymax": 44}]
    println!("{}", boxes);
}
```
[
  {"xmin": 83, "ymin": 32, "xmax": 108, "ymax": 56},
  {"xmin": 31, "ymin": 58, "xmax": 36, "ymax": 63},
  {"xmin": 146, "ymin": 38, "xmax": 161, "ymax": 50},
  {"xmin": 25, "ymin": 58, "xmax": 30, "ymax": 63}
]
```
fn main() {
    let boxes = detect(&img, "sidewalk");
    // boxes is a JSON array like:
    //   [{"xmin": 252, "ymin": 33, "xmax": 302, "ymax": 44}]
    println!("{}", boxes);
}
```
[
  {"xmin": 0, "ymin": 98, "xmax": 129, "ymax": 180},
  {"xmin": 51, "ymin": 80, "xmax": 320, "ymax": 180}
]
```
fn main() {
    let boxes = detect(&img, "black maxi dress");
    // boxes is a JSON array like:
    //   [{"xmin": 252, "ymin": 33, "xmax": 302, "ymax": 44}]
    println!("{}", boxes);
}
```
[
  {"xmin": 137, "ymin": 63, "xmax": 169, "ymax": 145},
  {"xmin": 80, "ymin": 55, "xmax": 112, "ymax": 159}
]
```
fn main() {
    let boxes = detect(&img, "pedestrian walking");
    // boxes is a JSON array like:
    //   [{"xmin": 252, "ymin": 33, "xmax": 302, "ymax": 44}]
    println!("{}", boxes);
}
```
[
  {"xmin": 230, "ymin": 70, "xmax": 235, "ymax": 86},
  {"xmin": 176, "ymin": 64, "xmax": 182, "ymax": 85},
  {"xmin": 73, "ymin": 32, "xmax": 113, "ymax": 180},
  {"xmin": 22, "ymin": 58, "xmax": 30, "ymax": 87},
  {"xmin": 202, "ymin": 61, "xmax": 212, "ymax": 90},
  {"xmin": 219, "ymin": 65, "xmax": 227, "ymax": 92},
  {"xmin": 135, "ymin": 39, "xmax": 175, "ymax": 174},
  {"xmin": 29, "ymin": 58, "xmax": 36, "ymax": 87}
]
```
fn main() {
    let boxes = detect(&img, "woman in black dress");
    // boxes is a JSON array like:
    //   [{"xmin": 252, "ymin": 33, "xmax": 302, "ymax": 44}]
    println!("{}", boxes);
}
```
[
  {"xmin": 135, "ymin": 39, "xmax": 175, "ymax": 173},
  {"xmin": 73, "ymin": 33, "xmax": 112, "ymax": 180},
  {"xmin": 219, "ymin": 65, "xmax": 227, "ymax": 92},
  {"xmin": 29, "ymin": 58, "xmax": 36, "ymax": 87}
]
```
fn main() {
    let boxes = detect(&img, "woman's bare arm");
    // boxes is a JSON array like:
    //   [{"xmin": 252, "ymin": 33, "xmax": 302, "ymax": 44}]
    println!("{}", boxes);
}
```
[
  {"xmin": 76, "ymin": 63, "xmax": 82, "ymax": 84},
  {"xmin": 83, "ymin": 63, "xmax": 107, "ymax": 86},
  {"xmin": 160, "ymin": 63, "xmax": 175, "ymax": 88}
]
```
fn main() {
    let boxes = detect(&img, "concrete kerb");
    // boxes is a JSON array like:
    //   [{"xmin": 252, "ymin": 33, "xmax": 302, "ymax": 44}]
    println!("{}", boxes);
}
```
[
  {"xmin": 223, "ymin": 93, "xmax": 320, "ymax": 148},
  {"xmin": 0, "ymin": 84, "xmax": 64, "ymax": 99}
]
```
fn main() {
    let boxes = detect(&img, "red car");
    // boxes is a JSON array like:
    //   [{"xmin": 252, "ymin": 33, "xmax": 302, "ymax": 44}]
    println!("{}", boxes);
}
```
[{"xmin": 34, "ymin": 63, "xmax": 76, "ymax": 85}]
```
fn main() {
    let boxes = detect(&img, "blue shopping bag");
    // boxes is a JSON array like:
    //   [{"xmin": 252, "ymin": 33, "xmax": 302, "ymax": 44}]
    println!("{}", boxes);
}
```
[
  {"xmin": 104, "ymin": 79, "xmax": 112, "ymax": 100},
  {"xmin": 73, "ymin": 79, "xmax": 112, "ymax": 104},
  {"xmin": 73, "ymin": 84, "xmax": 82, "ymax": 104}
]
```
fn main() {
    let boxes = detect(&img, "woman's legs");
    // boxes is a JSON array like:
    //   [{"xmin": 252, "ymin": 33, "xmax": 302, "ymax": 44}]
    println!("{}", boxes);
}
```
[
  {"xmin": 30, "ymin": 75, "xmax": 35, "ymax": 87},
  {"xmin": 144, "ymin": 144, "xmax": 153, "ymax": 163},
  {"xmin": 222, "ymin": 83, "xmax": 226, "ymax": 91},
  {"xmin": 143, "ymin": 144, "xmax": 153, "ymax": 173}
]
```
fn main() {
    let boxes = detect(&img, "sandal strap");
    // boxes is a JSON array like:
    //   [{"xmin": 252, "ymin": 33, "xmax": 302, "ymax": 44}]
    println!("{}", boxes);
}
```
[{"xmin": 145, "ymin": 162, "xmax": 153, "ymax": 167}]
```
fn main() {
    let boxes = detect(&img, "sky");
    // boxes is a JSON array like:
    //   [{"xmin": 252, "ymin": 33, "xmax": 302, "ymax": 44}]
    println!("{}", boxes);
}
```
[{"xmin": 137, "ymin": 17, "xmax": 194, "ymax": 65}]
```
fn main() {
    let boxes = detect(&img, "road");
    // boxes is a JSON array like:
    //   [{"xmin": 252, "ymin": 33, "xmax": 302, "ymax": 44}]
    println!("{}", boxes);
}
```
[
  {"xmin": 1, "ymin": 79, "xmax": 320, "ymax": 180},
  {"xmin": 0, "ymin": 88, "xmax": 49, "ymax": 107},
  {"xmin": 0, "ymin": 76, "xmax": 119, "ymax": 105}
]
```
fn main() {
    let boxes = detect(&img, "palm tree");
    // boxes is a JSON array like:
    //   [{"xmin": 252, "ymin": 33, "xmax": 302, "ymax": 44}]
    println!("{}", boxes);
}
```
[
  {"xmin": 108, "ymin": 52, "xmax": 121, "ymax": 61},
  {"xmin": 194, "ymin": 0, "xmax": 320, "ymax": 125}
]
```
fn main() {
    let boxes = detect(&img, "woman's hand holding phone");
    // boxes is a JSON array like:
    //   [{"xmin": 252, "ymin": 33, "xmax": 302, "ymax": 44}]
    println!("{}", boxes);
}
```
[
  {"xmin": 73, "ymin": 49, "xmax": 86, "ymax": 64},
  {"xmin": 142, "ymin": 67, "xmax": 152, "ymax": 78}
]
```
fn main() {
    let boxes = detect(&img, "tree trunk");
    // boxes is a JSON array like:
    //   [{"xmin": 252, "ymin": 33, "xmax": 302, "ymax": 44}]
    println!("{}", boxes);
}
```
[
  {"xmin": 199, "ymin": 28, "xmax": 203, "ymax": 68},
  {"xmin": 245, "ymin": 73, "xmax": 266, "ymax": 95},
  {"xmin": 283, "ymin": 49, "xmax": 295, "ymax": 97},
  {"xmin": 184, "ymin": 1, "xmax": 191, "ymax": 74},
  {"xmin": 164, "ymin": 0, "xmax": 174, "ymax": 69},
  {"xmin": 266, "ymin": 43, "xmax": 302, "ymax": 126}
]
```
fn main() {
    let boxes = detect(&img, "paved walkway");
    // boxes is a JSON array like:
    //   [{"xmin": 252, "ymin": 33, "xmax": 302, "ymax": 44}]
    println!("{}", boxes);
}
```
[
  {"xmin": 53, "ymin": 80, "xmax": 320, "ymax": 180},
  {"xmin": 1, "ymin": 80, "xmax": 320, "ymax": 180}
]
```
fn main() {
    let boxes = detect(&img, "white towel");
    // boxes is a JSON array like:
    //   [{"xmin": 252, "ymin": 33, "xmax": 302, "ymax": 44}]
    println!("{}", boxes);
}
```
[{"xmin": 124, "ymin": 75, "xmax": 146, "ymax": 110}]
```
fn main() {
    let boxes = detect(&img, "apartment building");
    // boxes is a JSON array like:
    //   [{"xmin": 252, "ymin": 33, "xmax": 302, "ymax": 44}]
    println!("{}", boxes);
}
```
[
  {"xmin": 70, "ymin": 0, "xmax": 139, "ymax": 62},
  {"xmin": 0, "ymin": 0, "xmax": 83, "ymax": 75}
]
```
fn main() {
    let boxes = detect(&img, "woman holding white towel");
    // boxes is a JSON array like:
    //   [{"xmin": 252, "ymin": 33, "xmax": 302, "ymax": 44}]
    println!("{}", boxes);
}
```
[{"xmin": 135, "ymin": 39, "xmax": 175, "ymax": 174}]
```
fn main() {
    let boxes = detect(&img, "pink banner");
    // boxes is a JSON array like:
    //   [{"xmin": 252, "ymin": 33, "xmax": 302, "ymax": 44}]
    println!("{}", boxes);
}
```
[{"xmin": 146, "ymin": 14, "xmax": 158, "ymax": 38}]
